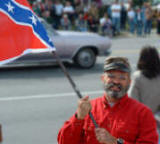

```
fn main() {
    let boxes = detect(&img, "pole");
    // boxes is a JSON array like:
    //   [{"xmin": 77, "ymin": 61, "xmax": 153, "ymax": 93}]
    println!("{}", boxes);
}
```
[{"xmin": 52, "ymin": 51, "xmax": 98, "ymax": 128}]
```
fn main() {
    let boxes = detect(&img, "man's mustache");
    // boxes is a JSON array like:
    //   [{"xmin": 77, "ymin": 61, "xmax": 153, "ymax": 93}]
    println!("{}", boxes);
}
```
[{"xmin": 105, "ymin": 82, "xmax": 122, "ymax": 91}]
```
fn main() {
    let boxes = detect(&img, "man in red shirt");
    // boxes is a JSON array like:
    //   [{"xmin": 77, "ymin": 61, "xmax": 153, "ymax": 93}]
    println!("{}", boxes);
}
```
[{"xmin": 57, "ymin": 56, "xmax": 158, "ymax": 144}]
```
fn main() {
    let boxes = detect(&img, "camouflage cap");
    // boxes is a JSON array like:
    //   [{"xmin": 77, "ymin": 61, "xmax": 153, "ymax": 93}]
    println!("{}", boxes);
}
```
[{"xmin": 104, "ymin": 56, "xmax": 131, "ymax": 73}]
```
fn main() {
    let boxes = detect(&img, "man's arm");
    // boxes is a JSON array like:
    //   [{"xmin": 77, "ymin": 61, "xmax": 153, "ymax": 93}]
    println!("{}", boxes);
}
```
[
  {"xmin": 135, "ymin": 108, "xmax": 158, "ymax": 143},
  {"xmin": 57, "ymin": 96, "xmax": 92, "ymax": 144},
  {"xmin": 125, "ymin": 107, "xmax": 158, "ymax": 144}
]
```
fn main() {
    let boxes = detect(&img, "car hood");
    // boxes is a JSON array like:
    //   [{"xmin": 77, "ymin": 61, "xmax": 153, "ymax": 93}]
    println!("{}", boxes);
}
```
[{"xmin": 57, "ymin": 30, "xmax": 101, "ymax": 37}]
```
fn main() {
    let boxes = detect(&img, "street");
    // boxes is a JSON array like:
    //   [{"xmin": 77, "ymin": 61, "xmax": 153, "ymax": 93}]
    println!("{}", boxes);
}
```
[{"xmin": 0, "ymin": 32, "xmax": 160, "ymax": 144}]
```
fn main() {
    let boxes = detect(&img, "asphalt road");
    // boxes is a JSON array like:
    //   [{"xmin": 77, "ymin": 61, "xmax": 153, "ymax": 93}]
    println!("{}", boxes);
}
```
[{"xmin": 0, "ymin": 32, "xmax": 160, "ymax": 144}]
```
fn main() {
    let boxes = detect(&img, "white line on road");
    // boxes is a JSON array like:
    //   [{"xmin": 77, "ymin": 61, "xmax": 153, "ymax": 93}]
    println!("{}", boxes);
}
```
[{"xmin": 0, "ymin": 90, "xmax": 103, "ymax": 101}]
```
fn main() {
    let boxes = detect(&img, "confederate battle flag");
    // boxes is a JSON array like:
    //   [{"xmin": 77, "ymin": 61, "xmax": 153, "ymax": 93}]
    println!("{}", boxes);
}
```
[{"xmin": 0, "ymin": 0, "xmax": 55, "ymax": 65}]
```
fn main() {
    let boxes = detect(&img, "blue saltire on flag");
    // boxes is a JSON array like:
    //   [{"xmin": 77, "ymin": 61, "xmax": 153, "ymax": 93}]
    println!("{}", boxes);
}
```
[{"xmin": 0, "ymin": 0, "xmax": 56, "ymax": 65}]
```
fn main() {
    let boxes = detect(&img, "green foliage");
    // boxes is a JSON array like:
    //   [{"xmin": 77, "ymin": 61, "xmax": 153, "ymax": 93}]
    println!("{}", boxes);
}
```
[
  {"xmin": 27, "ymin": 0, "xmax": 33, "ymax": 5},
  {"xmin": 132, "ymin": 0, "xmax": 152, "ymax": 7},
  {"xmin": 132, "ymin": 0, "xmax": 143, "ymax": 7}
]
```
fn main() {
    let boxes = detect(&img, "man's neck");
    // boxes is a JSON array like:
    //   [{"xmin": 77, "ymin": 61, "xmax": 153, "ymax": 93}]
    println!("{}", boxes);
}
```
[{"xmin": 105, "ymin": 94, "xmax": 119, "ymax": 103}]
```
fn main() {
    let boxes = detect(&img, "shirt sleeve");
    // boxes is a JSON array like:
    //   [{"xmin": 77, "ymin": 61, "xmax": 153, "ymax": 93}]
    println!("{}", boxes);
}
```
[
  {"xmin": 57, "ymin": 113, "xmax": 85, "ymax": 144},
  {"xmin": 124, "ymin": 108, "xmax": 159, "ymax": 144}
]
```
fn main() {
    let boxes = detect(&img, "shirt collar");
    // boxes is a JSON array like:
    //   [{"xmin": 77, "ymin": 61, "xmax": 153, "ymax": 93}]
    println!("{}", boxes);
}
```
[{"xmin": 102, "ymin": 93, "xmax": 128, "ymax": 108}]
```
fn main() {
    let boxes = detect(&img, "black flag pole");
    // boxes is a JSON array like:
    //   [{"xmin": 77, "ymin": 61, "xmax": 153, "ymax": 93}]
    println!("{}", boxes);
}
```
[{"xmin": 52, "ymin": 51, "xmax": 98, "ymax": 128}]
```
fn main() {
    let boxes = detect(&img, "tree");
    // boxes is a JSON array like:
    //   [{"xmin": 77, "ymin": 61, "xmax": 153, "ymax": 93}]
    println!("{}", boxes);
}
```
[{"xmin": 132, "ymin": 0, "xmax": 152, "ymax": 7}]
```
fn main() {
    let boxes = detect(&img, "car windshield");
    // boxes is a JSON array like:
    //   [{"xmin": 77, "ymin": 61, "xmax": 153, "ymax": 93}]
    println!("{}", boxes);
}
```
[{"xmin": 41, "ymin": 19, "xmax": 58, "ymax": 37}]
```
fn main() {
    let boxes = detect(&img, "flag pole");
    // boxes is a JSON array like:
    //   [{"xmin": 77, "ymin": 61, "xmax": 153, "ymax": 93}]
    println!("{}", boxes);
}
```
[{"xmin": 52, "ymin": 51, "xmax": 98, "ymax": 128}]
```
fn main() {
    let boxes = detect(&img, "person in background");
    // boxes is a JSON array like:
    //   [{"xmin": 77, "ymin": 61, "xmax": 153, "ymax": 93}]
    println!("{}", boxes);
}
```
[
  {"xmin": 128, "ymin": 45, "xmax": 160, "ymax": 113},
  {"xmin": 88, "ymin": 2, "xmax": 99, "ymax": 21},
  {"xmin": 157, "ymin": 11, "xmax": 160, "ymax": 35},
  {"xmin": 99, "ymin": 13, "xmax": 112, "ymax": 37},
  {"xmin": 120, "ymin": 2, "xmax": 127, "ymax": 31},
  {"xmin": 75, "ymin": 13, "xmax": 87, "ymax": 32},
  {"xmin": 144, "ymin": 4, "xmax": 153, "ymax": 35},
  {"xmin": 135, "ymin": 7, "xmax": 143, "ymax": 36},
  {"xmin": 32, "ymin": 0, "xmax": 42, "ymax": 16},
  {"xmin": 111, "ymin": 0, "xmax": 121, "ymax": 35},
  {"xmin": 87, "ymin": 15, "xmax": 99, "ymax": 33},
  {"xmin": 63, "ymin": 1, "xmax": 75, "ymax": 24},
  {"xmin": 60, "ymin": 14, "xmax": 71, "ymax": 30},
  {"xmin": 141, "ymin": 2, "xmax": 147, "ymax": 36},
  {"xmin": 53, "ymin": 0, "xmax": 64, "ymax": 29},
  {"xmin": 127, "ymin": 7, "xmax": 136, "ymax": 34},
  {"xmin": 58, "ymin": 56, "xmax": 158, "ymax": 144}
]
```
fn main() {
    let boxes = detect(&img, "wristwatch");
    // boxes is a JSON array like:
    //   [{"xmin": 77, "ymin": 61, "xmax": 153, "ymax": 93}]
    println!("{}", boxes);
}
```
[{"xmin": 117, "ymin": 138, "xmax": 124, "ymax": 144}]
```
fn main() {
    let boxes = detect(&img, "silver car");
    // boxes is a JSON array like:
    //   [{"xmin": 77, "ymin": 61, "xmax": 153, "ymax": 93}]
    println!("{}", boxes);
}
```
[{"xmin": 2, "ymin": 19, "xmax": 111, "ymax": 69}]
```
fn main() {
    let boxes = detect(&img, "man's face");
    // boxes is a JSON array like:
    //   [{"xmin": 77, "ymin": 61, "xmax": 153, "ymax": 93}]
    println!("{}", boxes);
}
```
[{"xmin": 102, "ymin": 70, "xmax": 131, "ymax": 99}]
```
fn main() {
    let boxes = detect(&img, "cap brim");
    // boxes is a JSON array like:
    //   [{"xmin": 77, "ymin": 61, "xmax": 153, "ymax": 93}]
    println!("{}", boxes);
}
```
[{"xmin": 104, "ymin": 63, "xmax": 130, "ymax": 73}]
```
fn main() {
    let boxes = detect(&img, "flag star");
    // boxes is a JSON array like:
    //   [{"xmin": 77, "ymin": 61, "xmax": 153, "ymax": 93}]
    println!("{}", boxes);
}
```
[
  {"xmin": 6, "ymin": 2, "xmax": 14, "ymax": 13},
  {"xmin": 49, "ymin": 37, "xmax": 52, "ymax": 42},
  {"xmin": 29, "ymin": 15, "xmax": 37, "ymax": 25}
]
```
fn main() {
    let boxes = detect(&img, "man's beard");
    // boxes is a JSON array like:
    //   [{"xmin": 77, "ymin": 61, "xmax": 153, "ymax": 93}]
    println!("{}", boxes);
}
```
[{"xmin": 104, "ymin": 82, "xmax": 129, "ymax": 99}]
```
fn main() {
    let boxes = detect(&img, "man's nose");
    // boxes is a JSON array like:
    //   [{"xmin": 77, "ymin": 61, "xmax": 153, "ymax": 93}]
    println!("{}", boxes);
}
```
[{"xmin": 112, "ymin": 77, "xmax": 121, "ymax": 84}]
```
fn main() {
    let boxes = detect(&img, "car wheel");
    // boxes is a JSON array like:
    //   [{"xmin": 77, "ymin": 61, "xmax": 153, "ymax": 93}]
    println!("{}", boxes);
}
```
[{"xmin": 75, "ymin": 48, "xmax": 96, "ymax": 68}]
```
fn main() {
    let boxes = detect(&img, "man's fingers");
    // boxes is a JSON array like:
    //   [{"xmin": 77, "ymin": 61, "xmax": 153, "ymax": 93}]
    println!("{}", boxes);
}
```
[
  {"xmin": 77, "ymin": 95, "xmax": 92, "ymax": 119},
  {"xmin": 82, "ymin": 95, "xmax": 89, "ymax": 101},
  {"xmin": 95, "ymin": 128, "xmax": 109, "ymax": 138},
  {"xmin": 95, "ymin": 128, "xmax": 106, "ymax": 133}
]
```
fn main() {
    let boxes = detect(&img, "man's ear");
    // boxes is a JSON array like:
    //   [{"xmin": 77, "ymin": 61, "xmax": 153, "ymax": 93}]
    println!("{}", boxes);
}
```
[
  {"xmin": 129, "ymin": 78, "xmax": 131, "ymax": 84},
  {"xmin": 101, "ymin": 74, "xmax": 105, "ymax": 82}
]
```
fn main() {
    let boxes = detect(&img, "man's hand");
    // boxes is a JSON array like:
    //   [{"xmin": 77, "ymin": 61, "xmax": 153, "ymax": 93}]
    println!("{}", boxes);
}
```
[
  {"xmin": 95, "ymin": 128, "xmax": 117, "ymax": 144},
  {"xmin": 77, "ymin": 96, "xmax": 92, "ymax": 120}
]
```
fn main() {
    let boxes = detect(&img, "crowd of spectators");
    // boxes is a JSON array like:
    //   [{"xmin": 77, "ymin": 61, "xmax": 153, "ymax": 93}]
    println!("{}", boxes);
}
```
[{"xmin": 30, "ymin": 0, "xmax": 160, "ymax": 37}]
